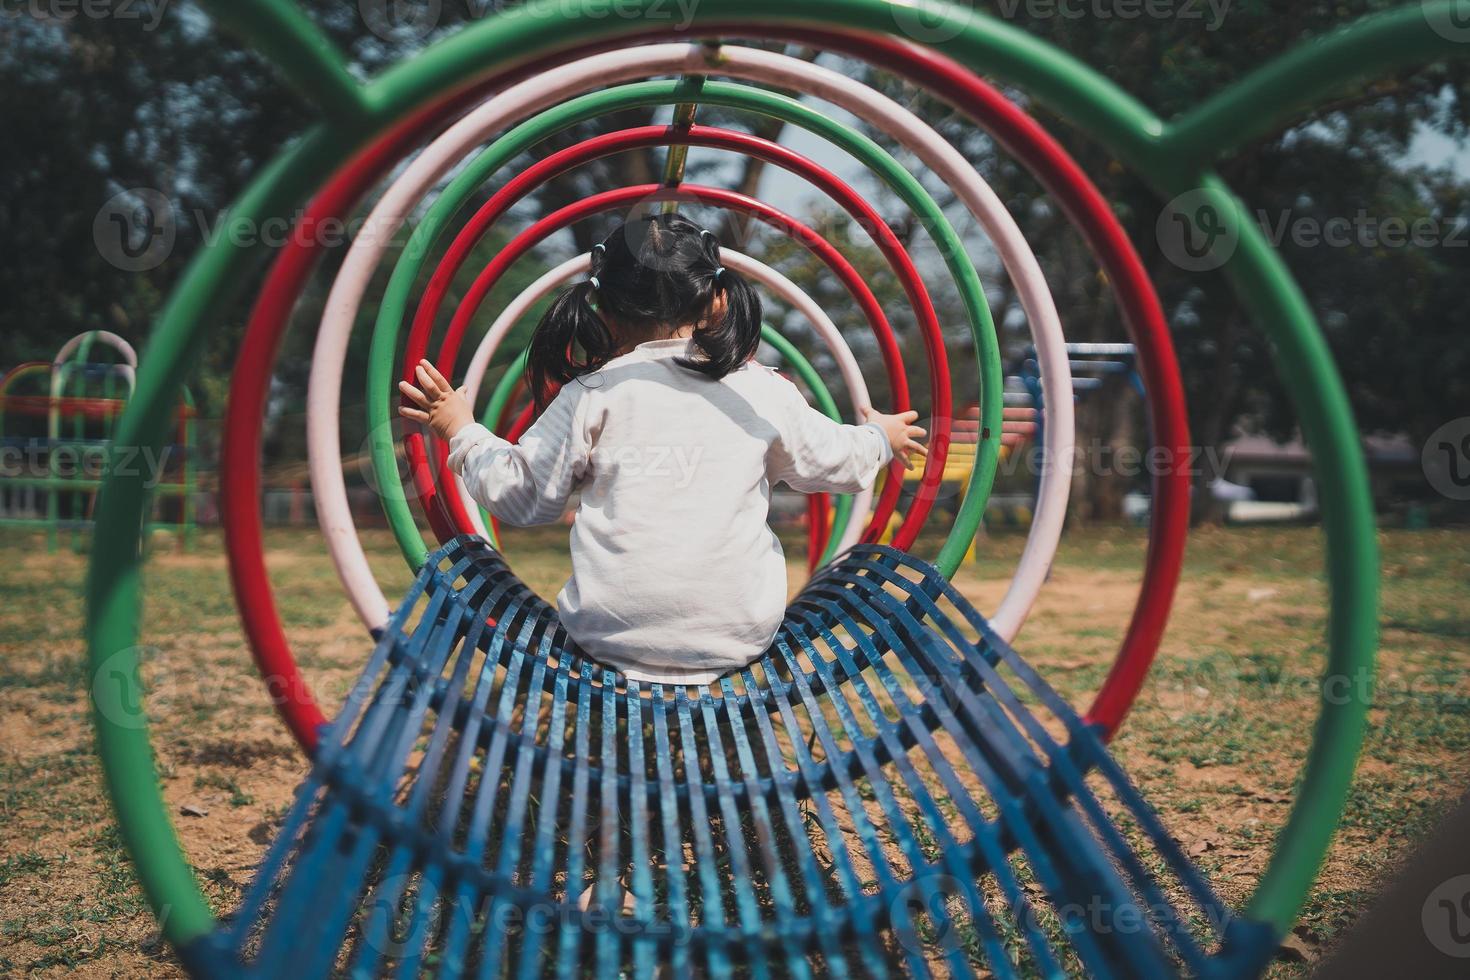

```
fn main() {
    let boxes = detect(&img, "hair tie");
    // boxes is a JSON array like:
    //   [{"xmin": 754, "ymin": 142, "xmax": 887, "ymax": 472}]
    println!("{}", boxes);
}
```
[
  {"xmin": 588, "ymin": 243, "xmax": 606, "ymax": 290},
  {"xmin": 702, "ymin": 230, "xmax": 723, "ymax": 284}
]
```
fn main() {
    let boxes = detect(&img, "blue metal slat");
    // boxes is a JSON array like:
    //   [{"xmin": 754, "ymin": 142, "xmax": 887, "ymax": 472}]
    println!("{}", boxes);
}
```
[
  {"xmin": 460, "ymin": 603, "xmax": 543, "ymax": 979},
  {"xmin": 287, "ymin": 562, "xmax": 490, "ymax": 977},
  {"xmin": 674, "ymin": 688, "xmax": 733, "ymax": 980},
  {"xmin": 593, "ymin": 668, "xmax": 625, "ymax": 978},
  {"xmin": 815, "ymin": 558, "xmax": 1171, "ymax": 976},
  {"xmin": 552, "ymin": 657, "xmax": 598, "ymax": 979},
  {"xmin": 873, "ymin": 561, "xmax": 1217, "ymax": 969},
  {"xmin": 694, "ymin": 686, "xmax": 774, "ymax": 980},
  {"xmin": 510, "ymin": 629, "xmax": 576, "ymax": 980},
  {"xmin": 648, "ymin": 684, "xmax": 694, "ymax": 978},
  {"xmin": 847, "ymin": 552, "xmax": 1226, "ymax": 970},
  {"xmin": 733, "ymin": 662, "xmax": 869, "ymax": 978},
  {"xmin": 771, "ymin": 630, "xmax": 935, "ymax": 980},
  {"xmin": 248, "ymin": 564, "xmax": 473, "ymax": 974},
  {"xmin": 716, "ymin": 673, "xmax": 816, "ymax": 978},
  {"xmin": 788, "ymin": 596, "xmax": 1053, "ymax": 979},
  {"xmin": 784, "ymin": 600, "xmax": 1014, "ymax": 979},
  {"xmin": 355, "ymin": 584, "xmax": 512, "ymax": 978},
  {"xmin": 432, "ymin": 598, "xmax": 544, "ymax": 976},
  {"xmin": 622, "ymin": 682, "xmax": 658, "ymax": 979}
]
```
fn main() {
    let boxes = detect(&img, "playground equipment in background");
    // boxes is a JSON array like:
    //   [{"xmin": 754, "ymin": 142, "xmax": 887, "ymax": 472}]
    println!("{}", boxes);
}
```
[
  {"xmin": 887, "ymin": 343, "xmax": 1140, "ymax": 544},
  {"xmin": 880, "ymin": 403, "xmax": 1038, "ymax": 553},
  {"xmin": 899, "ymin": 403, "xmax": 1039, "ymax": 483},
  {"xmin": 1013, "ymin": 343, "xmax": 1144, "ymax": 501},
  {"xmin": 1015, "ymin": 342, "xmax": 1144, "ymax": 406},
  {"xmin": 0, "ymin": 330, "xmax": 195, "ymax": 552},
  {"xmin": 83, "ymin": 0, "xmax": 1437, "ymax": 975}
]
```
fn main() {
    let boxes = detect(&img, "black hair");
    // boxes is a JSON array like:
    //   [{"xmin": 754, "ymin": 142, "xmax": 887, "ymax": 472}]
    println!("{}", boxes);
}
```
[{"xmin": 526, "ymin": 212, "xmax": 763, "ymax": 406}]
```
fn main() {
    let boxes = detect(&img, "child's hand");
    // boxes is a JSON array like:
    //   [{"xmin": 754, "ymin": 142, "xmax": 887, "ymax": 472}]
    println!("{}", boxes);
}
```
[
  {"xmin": 863, "ymin": 407, "xmax": 928, "ymax": 470},
  {"xmin": 398, "ymin": 359, "xmax": 475, "ymax": 443}
]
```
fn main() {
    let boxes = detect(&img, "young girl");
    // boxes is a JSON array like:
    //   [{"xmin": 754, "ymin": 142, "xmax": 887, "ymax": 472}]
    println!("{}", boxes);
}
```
[{"xmin": 399, "ymin": 214, "xmax": 925, "ymax": 685}]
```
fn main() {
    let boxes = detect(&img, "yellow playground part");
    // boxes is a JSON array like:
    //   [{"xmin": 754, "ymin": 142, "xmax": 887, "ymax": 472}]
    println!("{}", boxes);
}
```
[{"xmin": 873, "ymin": 405, "xmax": 1039, "ymax": 561}]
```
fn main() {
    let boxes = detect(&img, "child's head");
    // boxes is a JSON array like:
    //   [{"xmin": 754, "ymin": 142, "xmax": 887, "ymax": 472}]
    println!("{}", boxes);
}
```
[{"xmin": 527, "ymin": 212, "xmax": 762, "ymax": 403}]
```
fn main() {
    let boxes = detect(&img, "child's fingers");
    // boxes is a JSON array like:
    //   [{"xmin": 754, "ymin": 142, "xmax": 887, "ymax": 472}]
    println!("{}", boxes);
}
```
[
  {"xmin": 415, "ymin": 363, "xmax": 442, "ymax": 397},
  {"xmin": 907, "ymin": 426, "xmax": 927, "ymax": 440},
  {"xmin": 419, "ymin": 359, "xmax": 452, "ymax": 393},
  {"xmin": 896, "ymin": 410, "xmax": 920, "ymax": 424},
  {"xmin": 907, "ymin": 440, "xmax": 928, "ymax": 456},
  {"xmin": 398, "ymin": 405, "xmax": 431, "ymax": 423},
  {"xmin": 397, "ymin": 380, "xmax": 431, "ymax": 408}
]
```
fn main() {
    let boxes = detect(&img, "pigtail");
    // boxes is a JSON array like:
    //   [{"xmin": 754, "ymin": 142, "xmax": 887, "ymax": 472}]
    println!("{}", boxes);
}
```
[
  {"xmin": 677, "ymin": 265, "xmax": 763, "ymax": 379},
  {"xmin": 526, "ymin": 279, "xmax": 615, "ymax": 409}
]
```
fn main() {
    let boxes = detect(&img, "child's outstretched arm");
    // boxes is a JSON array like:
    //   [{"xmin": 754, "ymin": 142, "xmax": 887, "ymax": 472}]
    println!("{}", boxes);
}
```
[
  {"xmin": 398, "ymin": 359, "xmax": 589, "ymax": 527},
  {"xmin": 767, "ymin": 376, "xmax": 926, "ymax": 494}
]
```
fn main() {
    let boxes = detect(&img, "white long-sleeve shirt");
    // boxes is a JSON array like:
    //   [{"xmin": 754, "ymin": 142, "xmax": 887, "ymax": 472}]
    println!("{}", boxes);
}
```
[{"xmin": 447, "ymin": 337, "xmax": 892, "ymax": 684}]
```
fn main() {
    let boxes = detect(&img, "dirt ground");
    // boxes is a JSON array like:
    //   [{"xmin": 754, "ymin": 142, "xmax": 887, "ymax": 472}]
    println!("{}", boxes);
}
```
[{"xmin": 1, "ymin": 523, "xmax": 1466, "ymax": 976}]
